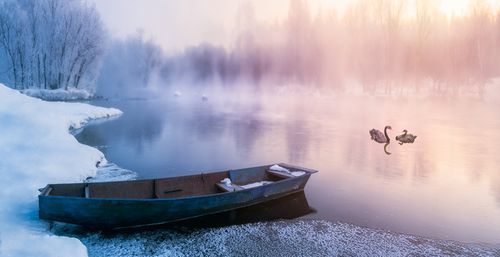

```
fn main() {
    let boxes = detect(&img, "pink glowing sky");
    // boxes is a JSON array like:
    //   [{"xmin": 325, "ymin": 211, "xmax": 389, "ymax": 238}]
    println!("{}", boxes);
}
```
[{"xmin": 90, "ymin": 0, "xmax": 499, "ymax": 52}]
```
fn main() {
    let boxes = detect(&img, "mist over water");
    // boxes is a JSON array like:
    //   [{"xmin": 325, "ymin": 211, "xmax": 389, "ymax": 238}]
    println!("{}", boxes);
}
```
[
  {"xmin": 77, "ymin": 83, "xmax": 500, "ymax": 245},
  {"xmin": 91, "ymin": 0, "xmax": 500, "ymax": 100}
]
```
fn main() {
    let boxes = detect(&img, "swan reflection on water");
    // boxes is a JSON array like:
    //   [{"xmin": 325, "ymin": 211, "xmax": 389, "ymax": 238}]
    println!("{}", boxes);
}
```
[{"xmin": 383, "ymin": 142, "xmax": 391, "ymax": 155}]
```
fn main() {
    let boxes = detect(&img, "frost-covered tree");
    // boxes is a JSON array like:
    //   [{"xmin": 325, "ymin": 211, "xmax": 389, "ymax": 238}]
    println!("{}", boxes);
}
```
[{"xmin": 0, "ymin": 0, "xmax": 104, "ymax": 90}]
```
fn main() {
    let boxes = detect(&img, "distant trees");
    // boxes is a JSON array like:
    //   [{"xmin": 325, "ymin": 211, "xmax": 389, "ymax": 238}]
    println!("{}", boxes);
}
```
[
  {"xmin": 0, "ymin": 0, "xmax": 104, "ymax": 90},
  {"xmin": 96, "ymin": 33, "xmax": 163, "ymax": 97},
  {"xmin": 156, "ymin": 0, "xmax": 500, "ymax": 93}
]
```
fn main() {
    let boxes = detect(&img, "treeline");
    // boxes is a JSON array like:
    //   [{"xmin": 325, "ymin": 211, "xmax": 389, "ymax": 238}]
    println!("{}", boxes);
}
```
[
  {"xmin": 156, "ymin": 0, "xmax": 500, "ymax": 92},
  {"xmin": 0, "ymin": 0, "xmax": 104, "ymax": 90},
  {"xmin": 2, "ymin": 0, "xmax": 499, "ymax": 94}
]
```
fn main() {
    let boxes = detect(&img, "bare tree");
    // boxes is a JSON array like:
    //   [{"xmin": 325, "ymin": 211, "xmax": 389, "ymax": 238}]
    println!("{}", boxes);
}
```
[{"xmin": 0, "ymin": 0, "xmax": 104, "ymax": 90}]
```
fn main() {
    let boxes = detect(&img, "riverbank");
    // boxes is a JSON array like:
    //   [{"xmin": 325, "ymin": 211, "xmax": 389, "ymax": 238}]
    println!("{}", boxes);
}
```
[
  {"xmin": 20, "ymin": 88, "xmax": 98, "ymax": 101},
  {"xmin": 67, "ymin": 220, "xmax": 499, "ymax": 257},
  {"xmin": 0, "ymin": 84, "xmax": 123, "ymax": 256}
]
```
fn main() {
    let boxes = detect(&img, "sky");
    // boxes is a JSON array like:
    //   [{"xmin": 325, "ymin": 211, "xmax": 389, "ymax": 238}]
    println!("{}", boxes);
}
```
[
  {"xmin": 90, "ymin": 0, "xmax": 498, "ymax": 52},
  {"xmin": 90, "ymin": 0, "xmax": 352, "ymax": 52}
]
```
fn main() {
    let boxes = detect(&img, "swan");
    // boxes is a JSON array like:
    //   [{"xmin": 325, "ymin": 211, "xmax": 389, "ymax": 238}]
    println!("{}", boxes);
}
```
[
  {"xmin": 395, "ymin": 129, "xmax": 417, "ymax": 145},
  {"xmin": 369, "ymin": 126, "xmax": 391, "ymax": 143}
]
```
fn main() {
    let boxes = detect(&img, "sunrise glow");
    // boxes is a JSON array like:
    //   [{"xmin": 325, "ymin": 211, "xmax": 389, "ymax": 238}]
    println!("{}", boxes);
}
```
[
  {"xmin": 314, "ymin": 0, "xmax": 500, "ymax": 18},
  {"xmin": 438, "ymin": 0, "xmax": 470, "ymax": 17},
  {"xmin": 1, "ymin": 0, "xmax": 500, "ymax": 256}
]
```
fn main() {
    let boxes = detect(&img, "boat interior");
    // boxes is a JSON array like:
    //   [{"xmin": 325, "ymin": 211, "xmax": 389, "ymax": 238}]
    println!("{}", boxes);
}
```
[{"xmin": 41, "ymin": 164, "xmax": 311, "ymax": 199}]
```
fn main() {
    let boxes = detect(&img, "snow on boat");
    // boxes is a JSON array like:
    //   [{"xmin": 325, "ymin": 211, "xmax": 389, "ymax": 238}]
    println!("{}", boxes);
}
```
[{"xmin": 39, "ymin": 163, "xmax": 317, "ymax": 229}]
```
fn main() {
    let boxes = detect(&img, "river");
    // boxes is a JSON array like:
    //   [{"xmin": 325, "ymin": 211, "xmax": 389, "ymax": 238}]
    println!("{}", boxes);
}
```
[{"xmin": 76, "ymin": 86, "xmax": 500, "ymax": 245}]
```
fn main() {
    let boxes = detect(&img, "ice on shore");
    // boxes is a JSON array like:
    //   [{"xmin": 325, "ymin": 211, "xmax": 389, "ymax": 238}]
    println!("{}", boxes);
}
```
[
  {"xmin": 85, "ymin": 161, "xmax": 137, "ymax": 183},
  {"xmin": 0, "ymin": 84, "xmax": 122, "ymax": 257}
]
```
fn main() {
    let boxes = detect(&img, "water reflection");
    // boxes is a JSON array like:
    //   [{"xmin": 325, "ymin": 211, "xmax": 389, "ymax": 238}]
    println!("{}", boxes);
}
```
[
  {"xmin": 78, "ymin": 91, "xmax": 500, "ymax": 244},
  {"xmin": 78, "ymin": 100, "xmax": 168, "ymax": 155},
  {"xmin": 286, "ymin": 119, "xmax": 310, "ymax": 162},
  {"xmin": 383, "ymin": 143, "xmax": 391, "ymax": 155}
]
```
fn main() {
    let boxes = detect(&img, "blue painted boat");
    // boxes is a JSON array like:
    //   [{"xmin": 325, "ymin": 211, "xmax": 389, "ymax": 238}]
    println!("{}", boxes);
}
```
[{"xmin": 39, "ymin": 163, "xmax": 318, "ymax": 229}]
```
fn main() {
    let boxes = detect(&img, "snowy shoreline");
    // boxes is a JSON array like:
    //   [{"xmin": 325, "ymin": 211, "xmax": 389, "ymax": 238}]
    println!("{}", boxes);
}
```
[
  {"xmin": 69, "ymin": 220, "xmax": 499, "ymax": 257},
  {"xmin": 0, "ymin": 84, "xmax": 127, "ymax": 257},
  {"xmin": 20, "ymin": 88, "xmax": 97, "ymax": 102}
]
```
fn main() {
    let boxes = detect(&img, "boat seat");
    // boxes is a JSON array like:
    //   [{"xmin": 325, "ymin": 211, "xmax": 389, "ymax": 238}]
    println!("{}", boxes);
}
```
[
  {"xmin": 266, "ymin": 169, "xmax": 295, "ymax": 179},
  {"xmin": 215, "ymin": 182, "xmax": 244, "ymax": 192}
]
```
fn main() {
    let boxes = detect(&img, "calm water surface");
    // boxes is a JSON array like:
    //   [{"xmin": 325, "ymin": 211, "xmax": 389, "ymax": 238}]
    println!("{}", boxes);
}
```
[{"xmin": 77, "ymin": 89, "xmax": 500, "ymax": 245}]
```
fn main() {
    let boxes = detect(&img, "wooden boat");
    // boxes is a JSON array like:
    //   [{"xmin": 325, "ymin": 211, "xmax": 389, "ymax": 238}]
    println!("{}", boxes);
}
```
[{"xmin": 39, "ymin": 163, "xmax": 318, "ymax": 229}]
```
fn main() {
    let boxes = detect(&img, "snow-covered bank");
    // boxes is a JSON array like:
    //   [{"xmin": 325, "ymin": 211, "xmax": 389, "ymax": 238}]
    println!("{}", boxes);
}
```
[
  {"xmin": 20, "ymin": 88, "xmax": 94, "ymax": 101},
  {"xmin": 73, "ymin": 220, "xmax": 498, "ymax": 257},
  {"xmin": 0, "ymin": 84, "xmax": 124, "ymax": 257}
]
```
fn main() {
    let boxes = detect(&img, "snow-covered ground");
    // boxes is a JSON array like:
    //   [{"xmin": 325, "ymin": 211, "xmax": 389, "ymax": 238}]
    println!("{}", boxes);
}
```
[
  {"xmin": 0, "ymin": 84, "xmax": 127, "ymax": 257},
  {"xmin": 20, "ymin": 88, "xmax": 94, "ymax": 101},
  {"xmin": 65, "ymin": 220, "xmax": 498, "ymax": 257}
]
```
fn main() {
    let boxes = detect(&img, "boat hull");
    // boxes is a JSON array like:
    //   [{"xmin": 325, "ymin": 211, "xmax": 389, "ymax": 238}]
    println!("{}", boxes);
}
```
[{"xmin": 39, "ymin": 172, "xmax": 311, "ymax": 228}]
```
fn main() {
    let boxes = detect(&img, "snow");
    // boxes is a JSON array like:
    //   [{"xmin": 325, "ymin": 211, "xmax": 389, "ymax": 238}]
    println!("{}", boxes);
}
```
[
  {"xmin": 290, "ymin": 171, "xmax": 305, "ymax": 176},
  {"xmin": 240, "ymin": 181, "xmax": 273, "ymax": 189},
  {"xmin": 20, "ymin": 88, "xmax": 94, "ymax": 101},
  {"xmin": 64, "ymin": 220, "xmax": 498, "ymax": 257},
  {"xmin": 269, "ymin": 164, "xmax": 290, "ymax": 173},
  {"xmin": 220, "ymin": 178, "xmax": 273, "ymax": 189},
  {"xmin": 270, "ymin": 164, "xmax": 306, "ymax": 177},
  {"xmin": 0, "ymin": 84, "xmax": 123, "ymax": 257},
  {"xmin": 220, "ymin": 178, "xmax": 232, "ymax": 185},
  {"xmin": 85, "ymin": 162, "xmax": 136, "ymax": 183}
]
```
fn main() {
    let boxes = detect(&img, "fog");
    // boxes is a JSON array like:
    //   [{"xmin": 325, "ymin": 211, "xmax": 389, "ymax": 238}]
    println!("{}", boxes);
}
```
[
  {"xmin": 94, "ymin": 0, "xmax": 500, "ymax": 98},
  {"xmin": 1, "ymin": 0, "xmax": 499, "ymax": 97}
]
